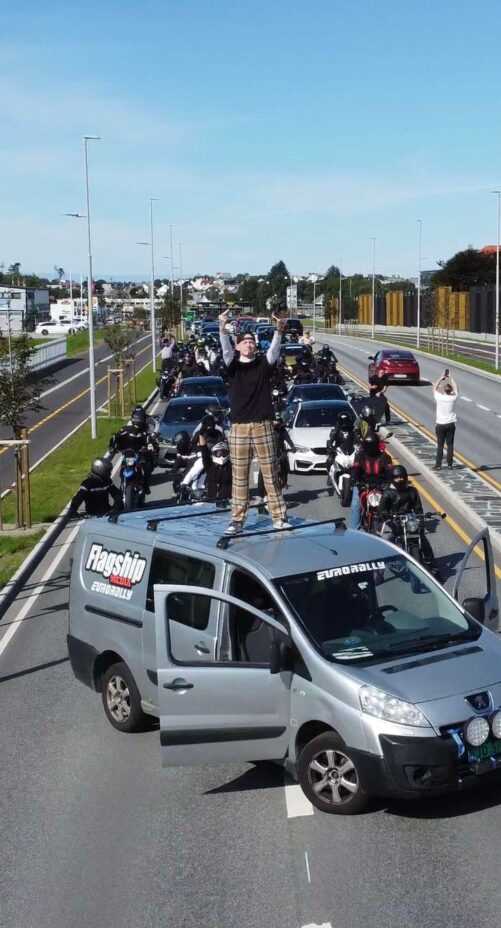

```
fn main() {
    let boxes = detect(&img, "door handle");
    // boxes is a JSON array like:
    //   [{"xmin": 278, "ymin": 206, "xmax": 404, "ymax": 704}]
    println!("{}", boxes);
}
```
[
  {"xmin": 163, "ymin": 678, "xmax": 194, "ymax": 692},
  {"xmin": 194, "ymin": 642, "xmax": 210, "ymax": 655}
]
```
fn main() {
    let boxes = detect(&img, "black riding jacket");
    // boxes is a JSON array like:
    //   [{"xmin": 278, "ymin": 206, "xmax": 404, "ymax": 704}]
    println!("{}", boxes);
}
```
[
  {"xmin": 69, "ymin": 474, "xmax": 122, "ymax": 516},
  {"xmin": 379, "ymin": 484, "xmax": 423, "ymax": 518}
]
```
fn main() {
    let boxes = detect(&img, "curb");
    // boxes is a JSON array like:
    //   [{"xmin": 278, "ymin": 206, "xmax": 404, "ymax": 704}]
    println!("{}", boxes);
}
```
[
  {"xmin": 0, "ymin": 386, "xmax": 159, "ymax": 619},
  {"xmin": 318, "ymin": 327, "xmax": 501, "ymax": 385}
]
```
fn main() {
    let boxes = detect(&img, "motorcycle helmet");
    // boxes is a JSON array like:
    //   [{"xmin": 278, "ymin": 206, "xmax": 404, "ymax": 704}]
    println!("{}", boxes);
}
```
[
  {"xmin": 91, "ymin": 457, "xmax": 112, "ymax": 479},
  {"xmin": 200, "ymin": 413, "xmax": 215, "ymax": 432},
  {"xmin": 174, "ymin": 430, "xmax": 191, "ymax": 454},
  {"xmin": 273, "ymin": 410, "xmax": 283, "ymax": 424},
  {"xmin": 391, "ymin": 464, "xmax": 408, "ymax": 488},
  {"xmin": 337, "ymin": 412, "xmax": 353, "ymax": 431},
  {"xmin": 360, "ymin": 403, "xmax": 375, "ymax": 422},
  {"xmin": 211, "ymin": 441, "xmax": 230, "ymax": 466},
  {"xmin": 362, "ymin": 433, "xmax": 379, "ymax": 458}
]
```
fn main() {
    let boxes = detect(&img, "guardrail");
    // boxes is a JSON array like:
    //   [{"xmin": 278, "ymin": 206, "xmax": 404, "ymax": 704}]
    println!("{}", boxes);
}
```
[{"xmin": 29, "ymin": 337, "xmax": 67, "ymax": 371}]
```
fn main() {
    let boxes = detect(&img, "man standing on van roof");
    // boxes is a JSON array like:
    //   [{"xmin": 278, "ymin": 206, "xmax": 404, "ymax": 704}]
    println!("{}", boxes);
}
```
[{"xmin": 219, "ymin": 308, "xmax": 290, "ymax": 535}]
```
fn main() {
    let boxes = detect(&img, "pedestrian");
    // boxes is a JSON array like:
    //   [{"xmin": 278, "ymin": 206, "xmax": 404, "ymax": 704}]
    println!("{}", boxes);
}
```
[
  {"xmin": 160, "ymin": 334, "xmax": 176, "ymax": 370},
  {"xmin": 369, "ymin": 372, "xmax": 391, "ymax": 424},
  {"xmin": 299, "ymin": 330, "xmax": 315, "ymax": 347},
  {"xmin": 219, "ymin": 308, "xmax": 290, "ymax": 535},
  {"xmin": 433, "ymin": 369, "xmax": 458, "ymax": 469}
]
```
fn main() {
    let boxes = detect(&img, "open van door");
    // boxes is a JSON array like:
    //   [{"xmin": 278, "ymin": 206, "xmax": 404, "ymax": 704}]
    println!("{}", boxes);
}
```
[
  {"xmin": 154, "ymin": 585, "xmax": 292, "ymax": 767},
  {"xmin": 453, "ymin": 528, "xmax": 499, "ymax": 631}
]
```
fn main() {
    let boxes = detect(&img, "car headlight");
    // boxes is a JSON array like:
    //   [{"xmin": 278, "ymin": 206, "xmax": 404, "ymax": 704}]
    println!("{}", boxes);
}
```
[
  {"xmin": 359, "ymin": 685, "xmax": 431, "ymax": 728},
  {"xmin": 293, "ymin": 445, "xmax": 310, "ymax": 453},
  {"xmin": 464, "ymin": 716, "xmax": 490, "ymax": 747}
]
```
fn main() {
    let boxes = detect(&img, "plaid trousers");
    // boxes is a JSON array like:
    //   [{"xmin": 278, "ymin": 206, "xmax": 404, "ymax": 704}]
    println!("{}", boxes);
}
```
[{"xmin": 229, "ymin": 421, "xmax": 287, "ymax": 524}]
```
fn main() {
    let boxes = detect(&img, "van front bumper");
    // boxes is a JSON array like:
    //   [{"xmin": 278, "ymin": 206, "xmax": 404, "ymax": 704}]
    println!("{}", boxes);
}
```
[{"xmin": 352, "ymin": 733, "xmax": 498, "ymax": 799}]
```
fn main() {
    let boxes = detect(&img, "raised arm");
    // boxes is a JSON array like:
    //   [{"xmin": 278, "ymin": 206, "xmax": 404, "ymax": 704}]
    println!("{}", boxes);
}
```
[
  {"xmin": 266, "ymin": 313, "xmax": 286, "ymax": 365},
  {"xmin": 218, "ymin": 309, "xmax": 235, "ymax": 366}
]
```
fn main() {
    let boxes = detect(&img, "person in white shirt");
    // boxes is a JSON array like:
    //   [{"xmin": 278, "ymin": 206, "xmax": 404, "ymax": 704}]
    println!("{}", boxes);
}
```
[
  {"xmin": 299, "ymin": 330, "xmax": 315, "ymax": 347},
  {"xmin": 433, "ymin": 369, "xmax": 458, "ymax": 469},
  {"xmin": 160, "ymin": 335, "xmax": 176, "ymax": 370}
]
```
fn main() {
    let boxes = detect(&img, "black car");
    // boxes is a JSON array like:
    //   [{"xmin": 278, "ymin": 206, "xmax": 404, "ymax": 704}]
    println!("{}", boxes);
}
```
[
  {"xmin": 177, "ymin": 376, "xmax": 228, "ymax": 405},
  {"xmin": 285, "ymin": 382, "xmax": 347, "ymax": 408},
  {"xmin": 285, "ymin": 318, "xmax": 303, "ymax": 336},
  {"xmin": 159, "ymin": 396, "xmax": 225, "ymax": 443}
]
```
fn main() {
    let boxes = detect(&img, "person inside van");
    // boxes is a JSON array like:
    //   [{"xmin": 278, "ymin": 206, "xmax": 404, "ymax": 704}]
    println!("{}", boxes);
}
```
[{"xmin": 69, "ymin": 458, "xmax": 122, "ymax": 517}]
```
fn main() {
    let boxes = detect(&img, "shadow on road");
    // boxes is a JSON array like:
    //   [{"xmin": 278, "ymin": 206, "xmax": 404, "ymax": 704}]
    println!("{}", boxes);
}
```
[
  {"xmin": 0, "ymin": 655, "xmax": 69, "ymax": 684},
  {"xmin": 386, "ymin": 775, "xmax": 501, "ymax": 819},
  {"xmin": 205, "ymin": 762, "xmax": 284, "ymax": 795}
]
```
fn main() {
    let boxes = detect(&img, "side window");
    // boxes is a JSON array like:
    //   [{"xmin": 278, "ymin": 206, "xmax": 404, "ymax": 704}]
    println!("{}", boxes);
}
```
[
  {"xmin": 227, "ymin": 570, "xmax": 282, "ymax": 665},
  {"xmin": 146, "ymin": 548, "xmax": 215, "ymax": 630}
]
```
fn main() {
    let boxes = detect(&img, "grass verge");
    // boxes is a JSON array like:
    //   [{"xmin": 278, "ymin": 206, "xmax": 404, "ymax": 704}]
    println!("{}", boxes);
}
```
[
  {"xmin": 0, "ymin": 364, "xmax": 158, "ymax": 588},
  {"xmin": 66, "ymin": 328, "xmax": 108, "ymax": 356},
  {"xmin": 0, "ymin": 532, "xmax": 45, "ymax": 588}
]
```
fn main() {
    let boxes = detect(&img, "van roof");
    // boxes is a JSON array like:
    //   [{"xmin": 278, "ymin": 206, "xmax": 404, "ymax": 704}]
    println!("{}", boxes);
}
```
[{"xmin": 96, "ymin": 506, "xmax": 390, "ymax": 580}]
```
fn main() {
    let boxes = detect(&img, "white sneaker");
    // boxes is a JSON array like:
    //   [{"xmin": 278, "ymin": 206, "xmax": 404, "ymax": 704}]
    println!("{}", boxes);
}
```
[
  {"xmin": 224, "ymin": 521, "xmax": 243, "ymax": 536},
  {"xmin": 273, "ymin": 520, "xmax": 292, "ymax": 530}
]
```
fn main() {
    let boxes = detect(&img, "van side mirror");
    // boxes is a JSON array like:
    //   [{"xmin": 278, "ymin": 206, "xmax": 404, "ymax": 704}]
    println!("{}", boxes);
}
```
[
  {"xmin": 270, "ymin": 634, "xmax": 293, "ymax": 675},
  {"xmin": 462, "ymin": 597, "xmax": 485, "ymax": 624}
]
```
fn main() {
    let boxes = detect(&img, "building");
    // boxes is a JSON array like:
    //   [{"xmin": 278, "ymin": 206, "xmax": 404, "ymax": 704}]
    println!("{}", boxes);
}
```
[{"xmin": 0, "ymin": 286, "xmax": 50, "ymax": 335}]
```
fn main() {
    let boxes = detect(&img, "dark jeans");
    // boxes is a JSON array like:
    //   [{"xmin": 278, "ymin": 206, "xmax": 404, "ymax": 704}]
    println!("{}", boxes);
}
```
[{"xmin": 435, "ymin": 422, "xmax": 455, "ymax": 467}]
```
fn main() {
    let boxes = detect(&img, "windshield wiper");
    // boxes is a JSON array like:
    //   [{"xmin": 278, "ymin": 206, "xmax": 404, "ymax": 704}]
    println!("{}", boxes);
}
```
[{"xmin": 373, "ymin": 630, "xmax": 479, "ymax": 660}]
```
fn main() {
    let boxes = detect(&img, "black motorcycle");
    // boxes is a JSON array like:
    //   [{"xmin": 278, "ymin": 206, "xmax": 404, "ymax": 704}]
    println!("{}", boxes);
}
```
[{"xmin": 120, "ymin": 450, "xmax": 146, "ymax": 510}]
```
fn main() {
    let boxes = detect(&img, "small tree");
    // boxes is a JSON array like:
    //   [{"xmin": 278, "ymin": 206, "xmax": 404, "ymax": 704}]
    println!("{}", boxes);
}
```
[
  {"xmin": 0, "ymin": 334, "xmax": 50, "ymax": 437},
  {"xmin": 103, "ymin": 325, "xmax": 136, "ymax": 366}
]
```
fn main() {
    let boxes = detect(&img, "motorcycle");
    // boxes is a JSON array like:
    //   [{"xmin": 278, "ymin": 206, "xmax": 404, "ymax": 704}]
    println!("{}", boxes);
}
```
[
  {"xmin": 120, "ymin": 450, "xmax": 146, "ymax": 510},
  {"xmin": 328, "ymin": 445, "xmax": 356, "ymax": 507},
  {"xmin": 384, "ymin": 511, "xmax": 445, "ymax": 571},
  {"xmin": 158, "ymin": 369, "xmax": 177, "ymax": 399},
  {"xmin": 360, "ymin": 482, "xmax": 385, "ymax": 534}
]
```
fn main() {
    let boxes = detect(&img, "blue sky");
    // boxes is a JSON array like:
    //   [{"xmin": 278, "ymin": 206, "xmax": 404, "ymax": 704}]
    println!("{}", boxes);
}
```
[{"xmin": 2, "ymin": 0, "xmax": 501, "ymax": 280}]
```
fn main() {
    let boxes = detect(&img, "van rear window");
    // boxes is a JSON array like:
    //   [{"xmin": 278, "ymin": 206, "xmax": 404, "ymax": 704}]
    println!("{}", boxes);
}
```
[{"xmin": 146, "ymin": 548, "xmax": 215, "ymax": 630}]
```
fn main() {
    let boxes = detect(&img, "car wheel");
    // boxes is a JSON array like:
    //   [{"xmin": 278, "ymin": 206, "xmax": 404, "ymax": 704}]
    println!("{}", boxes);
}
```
[
  {"xmin": 101, "ymin": 662, "xmax": 148, "ymax": 732},
  {"xmin": 41, "ymin": 329, "xmax": 49, "ymax": 335},
  {"xmin": 298, "ymin": 731, "xmax": 369, "ymax": 814}
]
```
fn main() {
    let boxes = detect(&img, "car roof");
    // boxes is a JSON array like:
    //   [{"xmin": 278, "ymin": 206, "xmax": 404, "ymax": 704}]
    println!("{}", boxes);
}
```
[
  {"xmin": 295, "ymin": 399, "xmax": 351, "ymax": 409},
  {"xmin": 290, "ymin": 383, "xmax": 343, "ymax": 393},
  {"xmin": 180, "ymin": 376, "xmax": 223, "ymax": 385},
  {"xmin": 166, "ymin": 395, "xmax": 222, "ymax": 406},
  {"xmin": 97, "ymin": 507, "xmax": 390, "ymax": 579}
]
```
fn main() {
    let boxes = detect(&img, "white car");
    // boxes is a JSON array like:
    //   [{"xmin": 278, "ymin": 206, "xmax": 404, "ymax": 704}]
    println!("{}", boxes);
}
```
[
  {"xmin": 286, "ymin": 399, "xmax": 356, "ymax": 473},
  {"xmin": 35, "ymin": 320, "xmax": 76, "ymax": 336}
]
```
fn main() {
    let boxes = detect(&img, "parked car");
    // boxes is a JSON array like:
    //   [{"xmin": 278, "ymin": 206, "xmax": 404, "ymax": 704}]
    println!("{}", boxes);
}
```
[
  {"xmin": 176, "ymin": 376, "xmax": 228, "ymax": 407},
  {"xmin": 34, "ymin": 320, "xmax": 76, "ymax": 336},
  {"xmin": 368, "ymin": 349, "xmax": 420, "ymax": 384},
  {"xmin": 285, "ymin": 399, "xmax": 356, "ymax": 472}
]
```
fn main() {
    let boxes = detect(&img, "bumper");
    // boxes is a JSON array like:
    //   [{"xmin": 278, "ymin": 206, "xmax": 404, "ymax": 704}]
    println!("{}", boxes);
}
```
[
  {"xmin": 289, "ymin": 450, "xmax": 327, "ymax": 473},
  {"xmin": 386, "ymin": 371, "xmax": 419, "ymax": 383},
  {"xmin": 352, "ymin": 733, "xmax": 501, "ymax": 799},
  {"xmin": 67, "ymin": 634, "xmax": 99, "ymax": 690}
]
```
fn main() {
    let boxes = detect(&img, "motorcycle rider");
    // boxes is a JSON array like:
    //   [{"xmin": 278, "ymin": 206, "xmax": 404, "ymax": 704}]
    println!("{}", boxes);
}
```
[
  {"xmin": 378, "ymin": 464, "xmax": 434, "ymax": 568},
  {"xmin": 350, "ymin": 432, "xmax": 392, "ymax": 530},
  {"xmin": 257, "ymin": 410, "xmax": 296, "ymax": 499},
  {"xmin": 326, "ymin": 412, "xmax": 356, "ymax": 475},
  {"xmin": 355, "ymin": 401, "xmax": 392, "ymax": 443},
  {"xmin": 109, "ymin": 410, "xmax": 154, "ymax": 494},
  {"xmin": 199, "ymin": 434, "xmax": 232, "ymax": 504},
  {"xmin": 294, "ymin": 359, "xmax": 315, "ymax": 384},
  {"xmin": 69, "ymin": 458, "xmax": 122, "ymax": 517}
]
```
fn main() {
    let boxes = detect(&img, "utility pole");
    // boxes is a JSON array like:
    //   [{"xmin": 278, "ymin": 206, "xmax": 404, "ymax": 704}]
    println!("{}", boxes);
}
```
[
  {"xmin": 149, "ymin": 198, "xmax": 157, "ymax": 371},
  {"xmin": 493, "ymin": 191, "xmax": 500, "ymax": 371},
  {"xmin": 371, "ymin": 237, "xmax": 376, "ymax": 340},
  {"xmin": 83, "ymin": 135, "xmax": 100, "ymax": 440},
  {"xmin": 417, "ymin": 219, "xmax": 422, "ymax": 349},
  {"xmin": 338, "ymin": 267, "xmax": 343, "ymax": 333},
  {"xmin": 169, "ymin": 225, "xmax": 174, "ymax": 297},
  {"xmin": 178, "ymin": 241, "xmax": 184, "ymax": 339}
]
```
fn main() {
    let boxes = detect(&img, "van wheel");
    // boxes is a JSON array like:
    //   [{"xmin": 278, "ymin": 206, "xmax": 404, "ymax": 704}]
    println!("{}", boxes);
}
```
[
  {"xmin": 101, "ymin": 662, "xmax": 148, "ymax": 732},
  {"xmin": 297, "ymin": 732, "xmax": 369, "ymax": 814}
]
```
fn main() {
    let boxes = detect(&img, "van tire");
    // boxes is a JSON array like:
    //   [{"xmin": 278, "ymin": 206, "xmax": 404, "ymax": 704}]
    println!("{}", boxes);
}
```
[
  {"xmin": 101, "ymin": 662, "xmax": 148, "ymax": 732},
  {"xmin": 297, "ymin": 732, "xmax": 369, "ymax": 814}
]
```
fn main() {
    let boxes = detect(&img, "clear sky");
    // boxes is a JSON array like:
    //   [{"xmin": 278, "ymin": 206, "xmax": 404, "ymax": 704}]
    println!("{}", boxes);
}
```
[{"xmin": 2, "ymin": 0, "xmax": 501, "ymax": 280}]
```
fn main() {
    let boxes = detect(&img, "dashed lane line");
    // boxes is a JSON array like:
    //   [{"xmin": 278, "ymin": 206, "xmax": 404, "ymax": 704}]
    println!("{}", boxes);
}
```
[
  {"xmin": 285, "ymin": 782, "xmax": 314, "ymax": 818},
  {"xmin": 477, "ymin": 404, "xmax": 491, "ymax": 412}
]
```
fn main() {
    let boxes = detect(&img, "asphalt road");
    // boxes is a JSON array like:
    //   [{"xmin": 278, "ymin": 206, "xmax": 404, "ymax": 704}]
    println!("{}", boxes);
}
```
[
  {"xmin": 345, "ymin": 327, "xmax": 499, "ymax": 365},
  {"xmin": 1, "ymin": 402, "xmax": 499, "ymax": 928},
  {"xmin": 321, "ymin": 332, "xmax": 501, "ymax": 484},
  {"xmin": 0, "ymin": 333, "xmax": 153, "ymax": 495}
]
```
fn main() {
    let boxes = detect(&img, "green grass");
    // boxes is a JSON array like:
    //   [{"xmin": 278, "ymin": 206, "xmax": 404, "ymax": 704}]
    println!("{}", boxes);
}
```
[
  {"xmin": 66, "ymin": 328, "xmax": 108, "ymax": 356},
  {"xmin": 0, "ymin": 532, "xmax": 45, "ymax": 588}
]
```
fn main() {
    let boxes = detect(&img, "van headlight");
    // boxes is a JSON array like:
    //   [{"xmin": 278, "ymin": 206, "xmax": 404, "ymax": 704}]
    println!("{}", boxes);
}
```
[{"xmin": 359, "ymin": 685, "xmax": 431, "ymax": 728}]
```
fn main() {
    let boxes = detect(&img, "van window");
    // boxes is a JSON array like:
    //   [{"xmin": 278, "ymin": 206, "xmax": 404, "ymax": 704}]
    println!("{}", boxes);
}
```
[
  {"xmin": 227, "ymin": 570, "xmax": 281, "ymax": 664},
  {"xmin": 146, "ymin": 548, "xmax": 215, "ymax": 630}
]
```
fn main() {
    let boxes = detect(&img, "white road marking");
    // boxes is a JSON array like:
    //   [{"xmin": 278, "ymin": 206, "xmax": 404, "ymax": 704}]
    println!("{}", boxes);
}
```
[
  {"xmin": 301, "ymin": 923, "xmax": 333, "ymax": 928},
  {"xmin": 0, "ymin": 523, "xmax": 81, "ymax": 658},
  {"xmin": 304, "ymin": 850, "xmax": 312, "ymax": 884},
  {"xmin": 476, "ymin": 404, "xmax": 491, "ymax": 412},
  {"xmin": 461, "ymin": 396, "xmax": 472, "ymax": 402},
  {"xmin": 285, "ymin": 783, "xmax": 314, "ymax": 818}
]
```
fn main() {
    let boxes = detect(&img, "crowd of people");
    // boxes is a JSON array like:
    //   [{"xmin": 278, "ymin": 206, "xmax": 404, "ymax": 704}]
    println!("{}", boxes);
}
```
[{"xmin": 70, "ymin": 314, "xmax": 449, "ymax": 570}]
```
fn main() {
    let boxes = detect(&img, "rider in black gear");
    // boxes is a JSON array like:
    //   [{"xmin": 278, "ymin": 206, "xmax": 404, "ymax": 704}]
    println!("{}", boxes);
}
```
[
  {"xmin": 69, "ymin": 458, "xmax": 122, "ymax": 517},
  {"xmin": 199, "ymin": 435, "xmax": 232, "ymax": 504},
  {"xmin": 326, "ymin": 412, "xmax": 355, "ymax": 471},
  {"xmin": 257, "ymin": 411, "xmax": 295, "ymax": 498},
  {"xmin": 109, "ymin": 412, "xmax": 154, "ymax": 493},
  {"xmin": 294, "ymin": 360, "xmax": 315, "ymax": 384},
  {"xmin": 379, "ymin": 465, "xmax": 434, "ymax": 567},
  {"xmin": 172, "ymin": 431, "xmax": 199, "ymax": 494}
]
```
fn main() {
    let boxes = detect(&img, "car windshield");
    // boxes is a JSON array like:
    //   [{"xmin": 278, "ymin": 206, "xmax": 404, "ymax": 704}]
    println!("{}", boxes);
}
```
[
  {"xmin": 276, "ymin": 555, "xmax": 478, "ymax": 664},
  {"xmin": 162, "ymin": 403, "xmax": 212, "ymax": 423},
  {"xmin": 384, "ymin": 352, "xmax": 413, "ymax": 360},
  {"xmin": 180, "ymin": 381, "xmax": 225, "ymax": 396},
  {"xmin": 292, "ymin": 386, "xmax": 344, "ymax": 401},
  {"xmin": 295, "ymin": 405, "xmax": 352, "ymax": 428}
]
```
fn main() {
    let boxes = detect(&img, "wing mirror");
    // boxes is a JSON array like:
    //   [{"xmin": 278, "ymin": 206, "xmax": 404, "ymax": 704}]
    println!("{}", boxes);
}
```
[
  {"xmin": 368, "ymin": 355, "xmax": 375, "ymax": 361},
  {"xmin": 270, "ymin": 633, "xmax": 294, "ymax": 675},
  {"xmin": 462, "ymin": 597, "xmax": 485, "ymax": 624}
]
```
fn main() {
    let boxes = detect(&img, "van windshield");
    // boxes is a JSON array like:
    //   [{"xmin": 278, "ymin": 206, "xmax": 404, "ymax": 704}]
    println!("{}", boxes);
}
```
[{"xmin": 275, "ymin": 555, "xmax": 479, "ymax": 664}]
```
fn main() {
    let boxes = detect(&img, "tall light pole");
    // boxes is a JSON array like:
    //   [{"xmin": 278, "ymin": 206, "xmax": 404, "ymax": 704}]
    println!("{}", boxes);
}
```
[
  {"xmin": 83, "ymin": 136, "xmax": 100, "ymax": 439},
  {"xmin": 493, "ymin": 191, "xmax": 500, "ymax": 371},
  {"xmin": 169, "ymin": 225, "xmax": 174, "ymax": 297},
  {"xmin": 416, "ymin": 219, "xmax": 422, "ymax": 349},
  {"xmin": 370, "ymin": 237, "xmax": 376, "ymax": 340},
  {"xmin": 338, "ymin": 267, "xmax": 343, "ymax": 334},
  {"xmin": 178, "ymin": 242, "xmax": 184, "ymax": 339},
  {"xmin": 137, "ymin": 198, "xmax": 158, "ymax": 371}
]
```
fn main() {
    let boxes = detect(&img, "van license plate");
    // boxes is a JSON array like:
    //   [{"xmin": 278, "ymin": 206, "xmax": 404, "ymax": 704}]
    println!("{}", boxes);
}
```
[{"xmin": 468, "ymin": 738, "xmax": 501, "ymax": 763}]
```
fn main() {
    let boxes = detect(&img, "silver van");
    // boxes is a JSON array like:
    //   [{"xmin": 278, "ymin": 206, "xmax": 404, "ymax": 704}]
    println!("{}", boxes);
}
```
[{"xmin": 68, "ymin": 507, "xmax": 500, "ymax": 814}]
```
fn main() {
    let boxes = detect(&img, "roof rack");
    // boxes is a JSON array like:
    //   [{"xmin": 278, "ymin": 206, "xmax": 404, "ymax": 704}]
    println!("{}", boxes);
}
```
[
  {"xmin": 216, "ymin": 517, "xmax": 346, "ymax": 550},
  {"xmin": 145, "ymin": 501, "xmax": 262, "ymax": 532}
]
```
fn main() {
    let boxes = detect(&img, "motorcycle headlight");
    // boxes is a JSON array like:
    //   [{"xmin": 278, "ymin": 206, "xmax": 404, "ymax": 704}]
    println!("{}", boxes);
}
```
[
  {"xmin": 360, "ymin": 685, "xmax": 431, "ymax": 728},
  {"xmin": 407, "ymin": 515, "xmax": 419, "ymax": 533},
  {"xmin": 125, "ymin": 456, "xmax": 136, "ymax": 466},
  {"xmin": 464, "ymin": 716, "xmax": 490, "ymax": 747}
]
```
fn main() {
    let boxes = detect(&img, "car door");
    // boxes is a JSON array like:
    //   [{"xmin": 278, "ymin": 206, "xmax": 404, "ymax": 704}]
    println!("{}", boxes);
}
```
[
  {"xmin": 453, "ymin": 527, "xmax": 499, "ymax": 631},
  {"xmin": 155, "ymin": 585, "xmax": 292, "ymax": 767}
]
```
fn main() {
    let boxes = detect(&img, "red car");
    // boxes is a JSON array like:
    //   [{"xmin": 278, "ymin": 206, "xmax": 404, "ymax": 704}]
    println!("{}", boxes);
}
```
[{"xmin": 368, "ymin": 349, "xmax": 420, "ymax": 384}]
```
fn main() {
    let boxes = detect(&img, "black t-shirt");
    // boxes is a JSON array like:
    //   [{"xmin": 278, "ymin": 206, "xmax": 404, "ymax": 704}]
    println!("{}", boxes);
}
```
[{"xmin": 226, "ymin": 355, "xmax": 274, "ymax": 423}]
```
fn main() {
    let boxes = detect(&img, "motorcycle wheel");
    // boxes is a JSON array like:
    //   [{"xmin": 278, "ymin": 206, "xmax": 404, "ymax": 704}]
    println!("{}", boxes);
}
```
[
  {"xmin": 341, "ymin": 479, "xmax": 352, "ymax": 508},
  {"xmin": 124, "ymin": 484, "xmax": 134, "ymax": 511}
]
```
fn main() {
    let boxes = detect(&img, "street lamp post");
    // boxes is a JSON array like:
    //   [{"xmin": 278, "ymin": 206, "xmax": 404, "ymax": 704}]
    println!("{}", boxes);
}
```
[
  {"xmin": 370, "ymin": 237, "xmax": 376, "ymax": 340},
  {"xmin": 178, "ymin": 242, "xmax": 184, "ymax": 340},
  {"xmin": 493, "ymin": 191, "xmax": 501, "ymax": 371},
  {"xmin": 416, "ymin": 219, "xmax": 422, "ymax": 349},
  {"xmin": 137, "ymin": 198, "xmax": 158, "ymax": 372},
  {"xmin": 338, "ymin": 267, "xmax": 343, "ymax": 334},
  {"xmin": 83, "ymin": 135, "xmax": 100, "ymax": 439}
]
